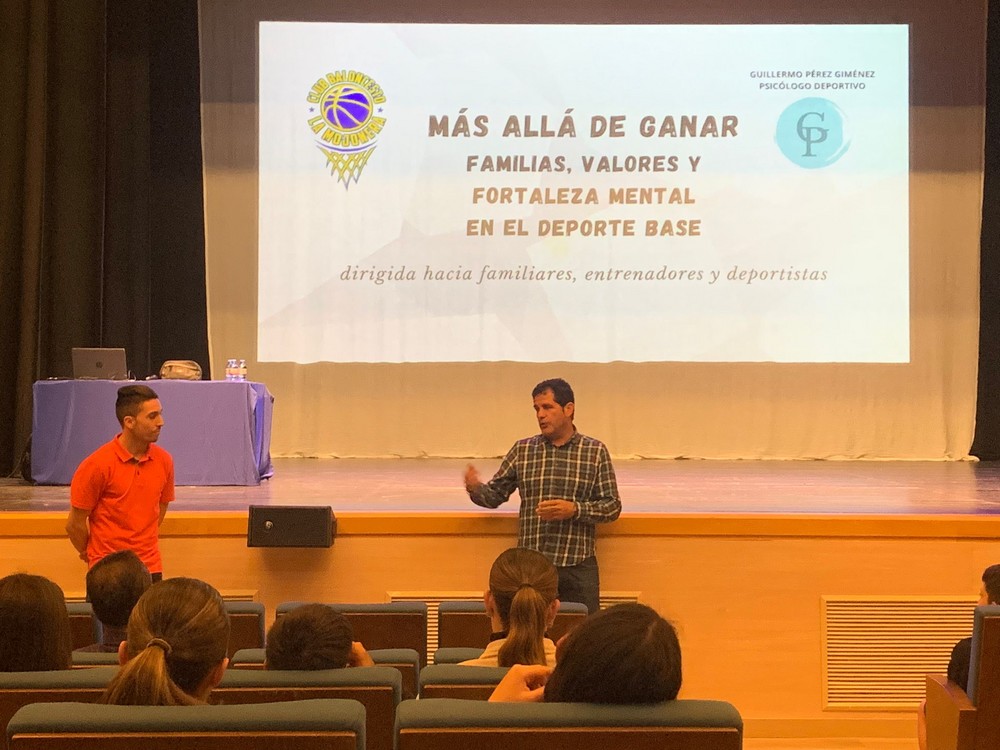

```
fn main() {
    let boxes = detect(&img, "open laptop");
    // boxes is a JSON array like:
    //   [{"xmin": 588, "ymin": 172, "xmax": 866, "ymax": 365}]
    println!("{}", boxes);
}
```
[{"xmin": 71, "ymin": 347, "xmax": 129, "ymax": 380}]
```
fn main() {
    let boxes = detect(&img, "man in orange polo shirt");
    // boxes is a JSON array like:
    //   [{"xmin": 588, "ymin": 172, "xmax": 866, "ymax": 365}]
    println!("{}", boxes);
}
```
[{"xmin": 65, "ymin": 385, "xmax": 174, "ymax": 581}]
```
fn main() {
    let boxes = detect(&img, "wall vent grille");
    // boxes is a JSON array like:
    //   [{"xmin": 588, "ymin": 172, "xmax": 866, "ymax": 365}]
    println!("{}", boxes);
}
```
[
  {"xmin": 389, "ymin": 590, "xmax": 484, "ymax": 658},
  {"xmin": 823, "ymin": 597, "xmax": 976, "ymax": 708}
]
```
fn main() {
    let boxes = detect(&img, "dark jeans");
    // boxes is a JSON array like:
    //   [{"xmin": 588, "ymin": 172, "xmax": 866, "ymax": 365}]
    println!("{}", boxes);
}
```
[{"xmin": 556, "ymin": 555, "xmax": 600, "ymax": 615}]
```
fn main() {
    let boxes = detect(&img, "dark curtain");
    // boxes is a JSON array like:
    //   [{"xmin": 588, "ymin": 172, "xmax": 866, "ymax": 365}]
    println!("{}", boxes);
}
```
[
  {"xmin": 972, "ymin": 0, "xmax": 1000, "ymax": 458},
  {"xmin": 0, "ymin": 0, "xmax": 209, "ymax": 476}
]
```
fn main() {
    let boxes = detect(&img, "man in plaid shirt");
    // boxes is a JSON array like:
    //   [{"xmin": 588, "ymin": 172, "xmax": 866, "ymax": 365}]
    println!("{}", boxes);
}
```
[{"xmin": 464, "ymin": 378, "xmax": 621, "ymax": 616}]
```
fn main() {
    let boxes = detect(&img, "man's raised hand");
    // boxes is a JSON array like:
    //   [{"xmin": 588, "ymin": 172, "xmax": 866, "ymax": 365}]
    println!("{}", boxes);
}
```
[{"xmin": 464, "ymin": 464, "xmax": 482, "ymax": 493}]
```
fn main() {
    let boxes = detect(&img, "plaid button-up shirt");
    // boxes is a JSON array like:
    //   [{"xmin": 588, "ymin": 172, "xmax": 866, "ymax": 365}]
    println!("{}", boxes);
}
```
[{"xmin": 469, "ymin": 431, "xmax": 621, "ymax": 567}]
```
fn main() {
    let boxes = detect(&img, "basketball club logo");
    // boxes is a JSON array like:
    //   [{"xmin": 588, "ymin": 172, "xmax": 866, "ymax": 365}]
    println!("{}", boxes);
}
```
[{"xmin": 306, "ymin": 70, "xmax": 387, "ymax": 187}]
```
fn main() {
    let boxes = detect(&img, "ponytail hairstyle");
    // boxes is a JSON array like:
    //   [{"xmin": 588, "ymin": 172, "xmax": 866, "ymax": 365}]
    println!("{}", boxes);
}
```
[
  {"xmin": 100, "ymin": 577, "xmax": 230, "ymax": 706},
  {"xmin": 489, "ymin": 547, "xmax": 559, "ymax": 667},
  {"xmin": 0, "ymin": 573, "xmax": 72, "ymax": 671}
]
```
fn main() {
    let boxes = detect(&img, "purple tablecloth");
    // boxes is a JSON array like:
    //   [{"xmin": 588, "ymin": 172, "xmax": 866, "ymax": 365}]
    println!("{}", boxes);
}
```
[{"xmin": 31, "ymin": 380, "xmax": 274, "ymax": 486}]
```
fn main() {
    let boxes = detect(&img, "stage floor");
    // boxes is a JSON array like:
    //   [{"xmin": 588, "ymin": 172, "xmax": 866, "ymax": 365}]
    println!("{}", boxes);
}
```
[{"xmin": 3, "ymin": 457, "xmax": 1000, "ymax": 517}]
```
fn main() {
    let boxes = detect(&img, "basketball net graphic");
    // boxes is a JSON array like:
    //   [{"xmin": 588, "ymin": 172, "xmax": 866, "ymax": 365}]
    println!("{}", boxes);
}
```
[
  {"xmin": 307, "ymin": 74, "xmax": 387, "ymax": 188},
  {"xmin": 320, "ymin": 146, "xmax": 375, "ymax": 185}
]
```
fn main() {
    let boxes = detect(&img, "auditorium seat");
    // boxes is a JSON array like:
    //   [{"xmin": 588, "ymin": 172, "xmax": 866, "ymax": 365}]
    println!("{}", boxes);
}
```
[
  {"xmin": 277, "ymin": 601, "xmax": 428, "ymax": 666},
  {"xmin": 417, "ymin": 664, "xmax": 508, "ymax": 700},
  {"xmin": 0, "ymin": 667, "xmax": 115, "ymax": 745},
  {"xmin": 65, "ymin": 600, "xmax": 265, "ymax": 657},
  {"xmin": 229, "ymin": 648, "xmax": 266, "ymax": 669},
  {"xmin": 64, "ymin": 602, "xmax": 99, "ymax": 652},
  {"xmin": 223, "ymin": 601, "xmax": 266, "ymax": 657},
  {"xmin": 231, "ymin": 647, "xmax": 420, "ymax": 698},
  {"xmin": 436, "ymin": 599, "xmax": 587, "ymax": 649},
  {"xmin": 6, "ymin": 698, "xmax": 365, "ymax": 750},
  {"xmin": 214, "ymin": 665, "xmax": 401, "ymax": 750},
  {"xmin": 925, "ymin": 604, "xmax": 1000, "ymax": 750},
  {"xmin": 432, "ymin": 647, "xmax": 485, "ymax": 664},
  {"xmin": 70, "ymin": 651, "xmax": 119, "ymax": 668},
  {"xmin": 394, "ymin": 697, "xmax": 744, "ymax": 750}
]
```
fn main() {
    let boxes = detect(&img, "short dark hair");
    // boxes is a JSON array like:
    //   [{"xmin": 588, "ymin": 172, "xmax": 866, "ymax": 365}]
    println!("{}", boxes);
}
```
[
  {"xmin": 115, "ymin": 385, "xmax": 159, "ymax": 425},
  {"xmin": 265, "ymin": 604, "xmax": 353, "ymax": 670},
  {"xmin": 544, "ymin": 603, "xmax": 682, "ymax": 704},
  {"xmin": 87, "ymin": 551, "xmax": 152, "ymax": 628},
  {"xmin": 983, "ymin": 564, "xmax": 1000, "ymax": 604},
  {"xmin": 531, "ymin": 379, "xmax": 574, "ymax": 408},
  {"xmin": 0, "ymin": 573, "xmax": 72, "ymax": 671}
]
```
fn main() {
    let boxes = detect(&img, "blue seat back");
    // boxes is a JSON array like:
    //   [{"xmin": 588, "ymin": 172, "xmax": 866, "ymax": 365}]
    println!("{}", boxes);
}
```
[
  {"xmin": 395, "ymin": 697, "xmax": 743, "ymax": 750},
  {"xmin": 7, "ymin": 698, "xmax": 365, "ymax": 750},
  {"xmin": 215, "ymin": 665, "xmax": 400, "ymax": 750}
]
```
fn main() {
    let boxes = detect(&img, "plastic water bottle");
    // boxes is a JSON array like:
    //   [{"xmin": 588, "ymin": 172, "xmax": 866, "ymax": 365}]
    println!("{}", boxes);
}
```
[
  {"xmin": 237, "ymin": 359, "xmax": 247, "ymax": 382},
  {"xmin": 225, "ymin": 359, "xmax": 237, "ymax": 381}
]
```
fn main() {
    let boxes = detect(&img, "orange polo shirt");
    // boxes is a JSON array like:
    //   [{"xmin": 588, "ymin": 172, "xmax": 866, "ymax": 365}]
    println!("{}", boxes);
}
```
[{"xmin": 70, "ymin": 436, "xmax": 175, "ymax": 574}]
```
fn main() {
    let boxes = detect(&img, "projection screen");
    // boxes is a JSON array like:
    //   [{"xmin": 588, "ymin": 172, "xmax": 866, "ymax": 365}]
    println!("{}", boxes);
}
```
[{"xmin": 200, "ymin": 0, "xmax": 983, "ymax": 460}]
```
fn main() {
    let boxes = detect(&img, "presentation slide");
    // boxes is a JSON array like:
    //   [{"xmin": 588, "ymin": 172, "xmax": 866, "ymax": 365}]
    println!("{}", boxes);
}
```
[{"xmin": 257, "ymin": 23, "xmax": 909, "ymax": 364}]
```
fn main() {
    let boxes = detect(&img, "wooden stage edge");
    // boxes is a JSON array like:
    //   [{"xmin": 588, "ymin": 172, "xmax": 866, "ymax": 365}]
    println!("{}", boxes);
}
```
[
  {"xmin": 4, "ymin": 509, "xmax": 1000, "ymax": 539},
  {"xmin": 6, "ymin": 460, "xmax": 1000, "ymax": 742},
  {"xmin": 8, "ymin": 458, "xmax": 1000, "ymax": 540}
]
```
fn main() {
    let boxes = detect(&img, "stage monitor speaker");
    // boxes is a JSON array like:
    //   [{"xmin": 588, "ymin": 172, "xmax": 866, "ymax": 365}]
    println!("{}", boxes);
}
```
[{"xmin": 247, "ymin": 505, "xmax": 335, "ymax": 548}]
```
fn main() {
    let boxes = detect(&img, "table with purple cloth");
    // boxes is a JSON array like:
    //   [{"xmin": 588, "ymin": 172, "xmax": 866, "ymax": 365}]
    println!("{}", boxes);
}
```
[{"xmin": 31, "ymin": 379, "xmax": 274, "ymax": 486}]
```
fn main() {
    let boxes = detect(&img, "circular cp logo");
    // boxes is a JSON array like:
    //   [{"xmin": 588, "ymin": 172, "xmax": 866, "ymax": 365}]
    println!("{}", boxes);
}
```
[{"xmin": 775, "ymin": 98, "xmax": 850, "ymax": 169}]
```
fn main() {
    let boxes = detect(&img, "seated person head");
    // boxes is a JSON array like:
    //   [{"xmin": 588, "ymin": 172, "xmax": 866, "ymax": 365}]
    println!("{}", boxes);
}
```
[
  {"xmin": 487, "ymin": 547, "xmax": 560, "ymax": 667},
  {"xmin": 980, "ymin": 564, "xmax": 1000, "ymax": 605},
  {"xmin": 0, "ymin": 573, "xmax": 72, "ymax": 671},
  {"xmin": 544, "ymin": 602, "xmax": 682, "ymax": 704},
  {"xmin": 100, "ymin": 577, "xmax": 230, "ymax": 705},
  {"xmin": 87, "ymin": 550, "xmax": 152, "ymax": 630},
  {"xmin": 941, "ymin": 564, "xmax": 1000, "ymax": 694},
  {"xmin": 484, "ymin": 547, "xmax": 559, "ymax": 667},
  {"xmin": 266, "ymin": 604, "xmax": 354, "ymax": 670}
]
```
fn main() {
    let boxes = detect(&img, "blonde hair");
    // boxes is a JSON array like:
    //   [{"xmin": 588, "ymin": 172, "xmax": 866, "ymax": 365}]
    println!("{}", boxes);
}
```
[
  {"xmin": 100, "ymin": 577, "xmax": 229, "ymax": 706},
  {"xmin": 489, "ymin": 548, "xmax": 559, "ymax": 667}
]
